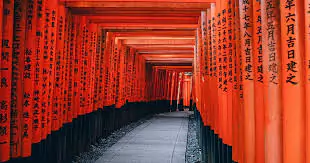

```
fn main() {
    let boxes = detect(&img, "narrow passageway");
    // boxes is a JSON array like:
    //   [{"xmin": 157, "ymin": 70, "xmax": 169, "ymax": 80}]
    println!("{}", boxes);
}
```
[{"xmin": 95, "ymin": 112, "xmax": 190, "ymax": 163}]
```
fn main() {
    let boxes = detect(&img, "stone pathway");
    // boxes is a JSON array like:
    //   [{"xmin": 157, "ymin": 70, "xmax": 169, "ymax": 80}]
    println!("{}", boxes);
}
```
[{"xmin": 95, "ymin": 111, "xmax": 190, "ymax": 163}]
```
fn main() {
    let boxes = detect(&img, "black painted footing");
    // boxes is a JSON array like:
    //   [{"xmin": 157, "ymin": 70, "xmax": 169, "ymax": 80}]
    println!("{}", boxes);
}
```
[
  {"xmin": 3, "ymin": 100, "xmax": 170, "ymax": 163},
  {"xmin": 194, "ymin": 104, "xmax": 235, "ymax": 163}
]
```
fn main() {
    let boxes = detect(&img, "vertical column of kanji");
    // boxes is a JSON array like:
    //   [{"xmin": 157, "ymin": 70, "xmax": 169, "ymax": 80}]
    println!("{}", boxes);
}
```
[
  {"xmin": 10, "ymin": 0, "xmax": 26, "ymax": 158},
  {"xmin": 306, "ymin": 0, "xmax": 310, "ymax": 162},
  {"xmin": 98, "ymin": 30, "xmax": 106, "ymax": 109},
  {"xmin": 210, "ymin": 3, "xmax": 218, "ymax": 134},
  {"xmin": 83, "ymin": 22, "xmax": 91, "ymax": 114},
  {"xmin": 280, "ymin": 0, "xmax": 306, "ymax": 162},
  {"xmin": 78, "ymin": 16, "xmax": 86, "ymax": 116},
  {"xmin": 22, "ymin": 0, "xmax": 37, "ymax": 157},
  {"xmin": 116, "ymin": 45, "xmax": 125, "ymax": 108},
  {"xmin": 226, "ymin": 0, "xmax": 234, "ymax": 149},
  {"xmin": 239, "ymin": 0, "xmax": 255, "ymax": 162},
  {"xmin": 89, "ymin": 23, "xmax": 96, "ymax": 112},
  {"xmin": 201, "ymin": 11, "xmax": 208, "ymax": 125},
  {"xmin": 107, "ymin": 33, "xmax": 114, "ymax": 106},
  {"xmin": 261, "ymin": 0, "xmax": 283, "ymax": 162},
  {"xmin": 234, "ymin": 0, "xmax": 244, "ymax": 161},
  {"xmin": 72, "ymin": 15, "xmax": 79, "ymax": 119},
  {"xmin": 114, "ymin": 41, "xmax": 121, "ymax": 108},
  {"xmin": 47, "ymin": 0, "xmax": 57, "ymax": 136},
  {"xmin": 53, "ymin": 5, "xmax": 65, "ymax": 131},
  {"xmin": 41, "ymin": 0, "xmax": 50, "ymax": 140},
  {"xmin": 0, "ymin": 1, "xmax": 13, "ymax": 161},
  {"xmin": 67, "ymin": 13, "xmax": 74, "ymax": 122},
  {"xmin": 72, "ymin": 15, "xmax": 81, "ymax": 118},
  {"xmin": 129, "ymin": 50, "xmax": 133, "ymax": 102},
  {"xmin": 216, "ymin": 2, "xmax": 223, "ymax": 140},
  {"xmin": 230, "ymin": 0, "xmax": 239, "ymax": 161},
  {"xmin": 62, "ymin": 10, "xmax": 69, "ymax": 123},
  {"xmin": 93, "ymin": 28, "xmax": 102, "ymax": 110},
  {"xmin": 90, "ymin": 24, "xmax": 97, "ymax": 112},
  {"xmin": 32, "ymin": 0, "xmax": 45, "ymax": 144},
  {"xmin": 87, "ymin": 24, "xmax": 95, "ymax": 113},
  {"xmin": 207, "ymin": 7, "xmax": 213, "ymax": 131},
  {"xmin": 103, "ymin": 32, "xmax": 111, "ymax": 106},
  {"xmin": 72, "ymin": 14, "xmax": 78, "ymax": 119},
  {"xmin": 206, "ymin": 9, "xmax": 212, "ymax": 129},
  {"xmin": 252, "ymin": 0, "xmax": 264, "ymax": 162},
  {"xmin": 221, "ymin": 0, "xmax": 229, "ymax": 144}
]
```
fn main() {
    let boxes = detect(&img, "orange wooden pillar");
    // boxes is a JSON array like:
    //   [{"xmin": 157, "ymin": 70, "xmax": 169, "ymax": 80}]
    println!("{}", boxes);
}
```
[
  {"xmin": 226, "ymin": 0, "xmax": 233, "ymax": 149},
  {"xmin": 231, "ymin": 0, "xmax": 240, "ymax": 160},
  {"xmin": 33, "ymin": 0, "xmax": 45, "ymax": 144},
  {"xmin": 67, "ymin": 13, "xmax": 74, "ymax": 123},
  {"xmin": 11, "ymin": 0, "xmax": 27, "ymax": 158},
  {"xmin": 252, "ymin": 0, "xmax": 265, "ymax": 162},
  {"xmin": 306, "ymin": 0, "xmax": 310, "ymax": 162},
  {"xmin": 47, "ymin": 0, "xmax": 58, "ymax": 135},
  {"xmin": 261, "ymin": 0, "xmax": 283, "ymax": 162},
  {"xmin": 215, "ymin": 2, "xmax": 222, "ymax": 139},
  {"xmin": 234, "ymin": 0, "xmax": 245, "ymax": 161},
  {"xmin": 280, "ymin": 0, "xmax": 306, "ymax": 162},
  {"xmin": 22, "ymin": 0, "xmax": 38, "ymax": 157},
  {"xmin": 53, "ymin": 4, "xmax": 66, "ymax": 131},
  {"xmin": 221, "ymin": 0, "xmax": 229, "ymax": 145},
  {"xmin": 73, "ymin": 15, "xmax": 81, "ymax": 118},
  {"xmin": 0, "ymin": 0, "xmax": 14, "ymax": 161},
  {"xmin": 239, "ymin": 0, "xmax": 256, "ymax": 162},
  {"xmin": 93, "ymin": 28, "xmax": 102, "ymax": 110}
]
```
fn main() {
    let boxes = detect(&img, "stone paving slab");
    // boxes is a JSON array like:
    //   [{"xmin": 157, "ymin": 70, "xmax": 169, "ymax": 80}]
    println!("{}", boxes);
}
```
[{"xmin": 95, "ymin": 111, "xmax": 190, "ymax": 163}]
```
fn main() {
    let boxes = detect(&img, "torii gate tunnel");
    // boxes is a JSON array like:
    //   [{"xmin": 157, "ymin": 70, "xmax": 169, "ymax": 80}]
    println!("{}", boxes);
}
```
[{"xmin": 0, "ymin": 0, "xmax": 309, "ymax": 163}]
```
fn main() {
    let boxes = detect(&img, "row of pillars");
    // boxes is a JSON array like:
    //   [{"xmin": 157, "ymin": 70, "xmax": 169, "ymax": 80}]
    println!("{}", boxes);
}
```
[{"xmin": 192, "ymin": 0, "xmax": 309, "ymax": 163}]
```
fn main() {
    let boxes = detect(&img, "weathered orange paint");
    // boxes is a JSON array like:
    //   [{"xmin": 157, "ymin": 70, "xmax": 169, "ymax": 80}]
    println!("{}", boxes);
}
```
[
  {"xmin": 0, "ymin": 0, "xmax": 14, "ymax": 161},
  {"xmin": 280, "ymin": 0, "xmax": 306, "ymax": 162}
]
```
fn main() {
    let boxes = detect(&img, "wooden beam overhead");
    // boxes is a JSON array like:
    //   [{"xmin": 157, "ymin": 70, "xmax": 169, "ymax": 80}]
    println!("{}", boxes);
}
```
[
  {"xmin": 112, "ymin": 30, "xmax": 195, "ymax": 37},
  {"xmin": 62, "ymin": 0, "xmax": 215, "ymax": 2},
  {"xmin": 122, "ymin": 39, "xmax": 195, "ymax": 45},
  {"xmin": 63, "ymin": 2, "xmax": 212, "ymax": 9},
  {"xmin": 99, "ymin": 23, "xmax": 198, "ymax": 29},
  {"xmin": 141, "ymin": 54, "xmax": 193, "ymax": 58},
  {"xmin": 71, "ymin": 9, "xmax": 201, "ymax": 17},
  {"xmin": 129, "ymin": 45, "xmax": 194, "ymax": 48}
]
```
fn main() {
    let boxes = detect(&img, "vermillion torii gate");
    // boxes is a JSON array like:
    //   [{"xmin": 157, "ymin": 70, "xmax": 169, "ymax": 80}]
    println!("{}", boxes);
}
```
[{"xmin": 0, "ymin": 0, "xmax": 309, "ymax": 163}]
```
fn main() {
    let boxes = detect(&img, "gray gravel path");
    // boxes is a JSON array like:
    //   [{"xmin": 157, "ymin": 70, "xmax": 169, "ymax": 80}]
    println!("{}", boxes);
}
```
[
  {"xmin": 72, "ymin": 116, "xmax": 152, "ymax": 163},
  {"xmin": 185, "ymin": 112, "xmax": 202, "ymax": 163}
]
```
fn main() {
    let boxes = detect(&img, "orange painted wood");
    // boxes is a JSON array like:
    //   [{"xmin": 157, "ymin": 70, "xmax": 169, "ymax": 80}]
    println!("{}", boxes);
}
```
[
  {"xmin": 64, "ymin": 1, "xmax": 211, "ymax": 9},
  {"xmin": 79, "ymin": 16, "xmax": 86, "ymax": 115},
  {"xmin": 306, "ymin": 0, "xmax": 310, "ymax": 162},
  {"xmin": 103, "ymin": 32, "xmax": 112, "ymax": 106},
  {"xmin": 239, "ymin": 0, "xmax": 255, "ymax": 162},
  {"xmin": 0, "ymin": 0, "xmax": 14, "ymax": 161},
  {"xmin": 47, "ymin": 0, "xmax": 58, "ymax": 135},
  {"xmin": 233, "ymin": 0, "xmax": 244, "ymax": 161},
  {"xmin": 72, "ymin": 15, "xmax": 80, "ymax": 119},
  {"xmin": 11, "ymin": 0, "xmax": 27, "ymax": 157},
  {"xmin": 62, "ymin": 9, "xmax": 70, "ymax": 123},
  {"xmin": 53, "ymin": 4, "xmax": 66, "ymax": 131},
  {"xmin": 280, "ymin": 0, "xmax": 306, "ymax": 162},
  {"xmin": 93, "ymin": 28, "xmax": 102, "ymax": 110},
  {"xmin": 40, "ymin": 0, "xmax": 52, "ymax": 139},
  {"xmin": 21, "ymin": 0, "xmax": 38, "ymax": 157},
  {"xmin": 67, "ymin": 13, "xmax": 75, "ymax": 122},
  {"xmin": 252, "ymin": 0, "xmax": 264, "ymax": 162},
  {"xmin": 226, "ymin": 0, "xmax": 233, "ymax": 147},
  {"xmin": 231, "ymin": 0, "xmax": 240, "ymax": 160},
  {"xmin": 32, "ymin": 0, "xmax": 45, "ymax": 143},
  {"xmin": 261, "ymin": 0, "xmax": 283, "ymax": 162}
]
